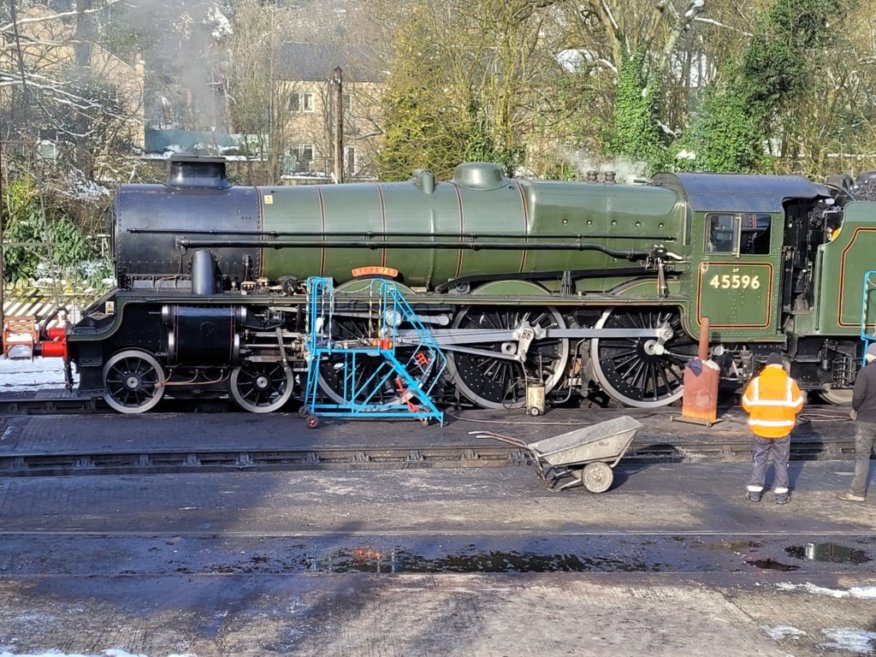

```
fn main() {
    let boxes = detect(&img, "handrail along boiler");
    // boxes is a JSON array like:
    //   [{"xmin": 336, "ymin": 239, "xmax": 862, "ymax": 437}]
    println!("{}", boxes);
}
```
[{"xmin": 31, "ymin": 156, "xmax": 876, "ymax": 413}]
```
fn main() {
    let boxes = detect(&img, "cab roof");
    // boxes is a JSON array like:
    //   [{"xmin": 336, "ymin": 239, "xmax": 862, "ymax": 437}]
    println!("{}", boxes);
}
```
[{"xmin": 652, "ymin": 172, "xmax": 829, "ymax": 213}]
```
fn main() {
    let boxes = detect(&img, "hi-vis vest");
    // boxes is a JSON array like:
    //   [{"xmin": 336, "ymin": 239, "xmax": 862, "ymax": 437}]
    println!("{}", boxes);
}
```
[{"xmin": 741, "ymin": 364, "xmax": 804, "ymax": 438}]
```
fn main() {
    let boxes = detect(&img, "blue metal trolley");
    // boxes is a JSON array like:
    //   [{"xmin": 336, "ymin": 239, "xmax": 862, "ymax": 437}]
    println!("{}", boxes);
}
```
[{"xmin": 302, "ymin": 277, "xmax": 446, "ymax": 427}]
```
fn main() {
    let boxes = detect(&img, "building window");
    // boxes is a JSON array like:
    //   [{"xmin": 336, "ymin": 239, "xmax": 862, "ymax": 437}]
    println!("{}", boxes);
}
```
[
  {"xmin": 289, "ymin": 92, "xmax": 314, "ymax": 113},
  {"xmin": 286, "ymin": 144, "xmax": 314, "ymax": 173}
]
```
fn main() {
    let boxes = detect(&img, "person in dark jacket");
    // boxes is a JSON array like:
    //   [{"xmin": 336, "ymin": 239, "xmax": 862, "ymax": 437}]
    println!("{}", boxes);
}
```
[{"xmin": 838, "ymin": 342, "xmax": 876, "ymax": 502}]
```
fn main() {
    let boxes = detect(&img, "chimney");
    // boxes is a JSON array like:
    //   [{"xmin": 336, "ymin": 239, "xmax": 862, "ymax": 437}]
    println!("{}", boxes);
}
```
[{"xmin": 167, "ymin": 155, "xmax": 231, "ymax": 189}]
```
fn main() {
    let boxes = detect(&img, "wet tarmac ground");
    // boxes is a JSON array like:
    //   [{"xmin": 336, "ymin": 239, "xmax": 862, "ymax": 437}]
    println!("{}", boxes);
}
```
[
  {"xmin": 0, "ymin": 403, "xmax": 859, "ymax": 460},
  {"xmin": 0, "ymin": 439, "xmax": 875, "ymax": 657}
]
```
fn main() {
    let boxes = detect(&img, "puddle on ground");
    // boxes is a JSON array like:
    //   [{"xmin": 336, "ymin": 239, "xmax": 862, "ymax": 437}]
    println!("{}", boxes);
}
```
[
  {"xmin": 745, "ymin": 558, "xmax": 799, "ymax": 571},
  {"xmin": 785, "ymin": 543, "xmax": 871, "ymax": 565},
  {"xmin": 307, "ymin": 548, "xmax": 660, "ymax": 574}
]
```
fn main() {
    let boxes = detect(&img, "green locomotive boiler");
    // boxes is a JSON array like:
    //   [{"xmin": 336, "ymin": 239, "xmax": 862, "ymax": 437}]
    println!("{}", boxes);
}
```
[{"xmin": 60, "ymin": 156, "xmax": 876, "ymax": 412}]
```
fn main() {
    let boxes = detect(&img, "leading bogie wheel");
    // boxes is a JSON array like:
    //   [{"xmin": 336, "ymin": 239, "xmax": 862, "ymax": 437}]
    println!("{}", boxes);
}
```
[
  {"xmin": 230, "ymin": 362, "xmax": 294, "ymax": 413},
  {"xmin": 102, "ymin": 349, "xmax": 166, "ymax": 414},
  {"xmin": 581, "ymin": 461, "xmax": 614, "ymax": 493}
]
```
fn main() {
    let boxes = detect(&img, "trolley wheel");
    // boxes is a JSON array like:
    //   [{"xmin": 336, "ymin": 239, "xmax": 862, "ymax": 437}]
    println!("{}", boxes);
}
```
[
  {"xmin": 528, "ymin": 407, "xmax": 541, "ymax": 417},
  {"xmin": 581, "ymin": 462, "xmax": 614, "ymax": 493},
  {"xmin": 306, "ymin": 415, "xmax": 320, "ymax": 429},
  {"xmin": 298, "ymin": 406, "xmax": 309, "ymax": 417},
  {"xmin": 419, "ymin": 417, "xmax": 430, "ymax": 427}
]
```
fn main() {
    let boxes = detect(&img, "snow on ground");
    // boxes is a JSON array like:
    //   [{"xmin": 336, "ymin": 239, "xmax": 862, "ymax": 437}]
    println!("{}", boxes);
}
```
[
  {"xmin": 0, "ymin": 356, "xmax": 76, "ymax": 392},
  {"xmin": 762, "ymin": 625, "xmax": 807, "ymax": 640},
  {"xmin": 818, "ymin": 628, "xmax": 876, "ymax": 654},
  {"xmin": 776, "ymin": 582, "xmax": 876, "ymax": 599}
]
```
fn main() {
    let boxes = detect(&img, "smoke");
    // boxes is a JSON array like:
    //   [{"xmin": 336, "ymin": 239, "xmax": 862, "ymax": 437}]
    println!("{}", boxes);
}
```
[
  {"xmin": 562, "ymin": 148, "xmax": 651, "ymax": 184},
  {"xmin": 117, "ymin": 0, "xmax": 233, "ymax": 135}
]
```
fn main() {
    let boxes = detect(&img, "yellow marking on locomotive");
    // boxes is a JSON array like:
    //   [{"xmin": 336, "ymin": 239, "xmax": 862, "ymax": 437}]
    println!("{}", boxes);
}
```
[{"xmin": 352, "ymin": 266, "xmax": 399, "ymax": 279}]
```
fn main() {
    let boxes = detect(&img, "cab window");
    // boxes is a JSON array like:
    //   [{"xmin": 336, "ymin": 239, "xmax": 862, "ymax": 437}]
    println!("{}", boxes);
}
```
[{"xmin": 706, "ymin": 213, "xmax": 771, "ymax": 255}]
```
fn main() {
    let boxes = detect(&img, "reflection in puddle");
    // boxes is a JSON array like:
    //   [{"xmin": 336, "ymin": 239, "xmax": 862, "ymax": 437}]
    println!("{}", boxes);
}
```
[
  {"xmin": 746, "ymin": 558, "xmax": 799, "ymax": 572},
  {"xmin": 785, "ymin": 543, "xmax": 871, "ymax": 565},
  {"xmin": 307, "ymin": 548, "xmax": 660, "ymax": 573}
]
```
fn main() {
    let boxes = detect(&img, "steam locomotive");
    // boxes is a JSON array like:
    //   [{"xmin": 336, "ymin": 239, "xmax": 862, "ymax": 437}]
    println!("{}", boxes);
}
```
[{"xmin": 28, "ymin": 156, "xmax": 876, "ymax": 413}]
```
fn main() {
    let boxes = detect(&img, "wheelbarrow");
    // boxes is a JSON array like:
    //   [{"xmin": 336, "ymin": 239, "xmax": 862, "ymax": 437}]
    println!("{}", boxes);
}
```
[{"xmin": 471, "ymin": 415, "xmax": 644, "ymax": 493}]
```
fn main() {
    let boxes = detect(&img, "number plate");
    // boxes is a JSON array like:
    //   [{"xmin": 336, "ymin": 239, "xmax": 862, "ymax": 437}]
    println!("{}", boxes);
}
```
[{"xmin": 696, "ymin": 262, "xmax": 774, "ymax": 329}]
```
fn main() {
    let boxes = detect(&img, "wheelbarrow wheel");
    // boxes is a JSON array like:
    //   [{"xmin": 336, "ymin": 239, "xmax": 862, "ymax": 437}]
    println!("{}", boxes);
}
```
[{"xmin": 581, "ymin": 462, "xmax": 613, "ymax": 493}]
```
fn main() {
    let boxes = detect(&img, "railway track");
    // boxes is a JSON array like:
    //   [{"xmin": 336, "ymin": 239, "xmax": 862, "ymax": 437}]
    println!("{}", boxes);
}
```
[
  {"xmin": 0, "ymin": 435, "xmax": 855, "ymax": 477},
  {"xmin": 0, "ymin": 389, "xmax": 857, "ymax": 477}
]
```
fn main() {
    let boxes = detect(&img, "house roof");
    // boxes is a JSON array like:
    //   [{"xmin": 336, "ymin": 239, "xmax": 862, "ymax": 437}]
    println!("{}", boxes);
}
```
[{"xmin": 276, "ymin": 42, "xmax": 385, "ymax": 83}]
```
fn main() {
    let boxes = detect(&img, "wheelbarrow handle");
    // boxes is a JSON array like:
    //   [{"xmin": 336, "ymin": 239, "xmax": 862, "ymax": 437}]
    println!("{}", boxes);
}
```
[{"xmin": 468, "ymin": 430, "xmax": 528, "ymax": 449}]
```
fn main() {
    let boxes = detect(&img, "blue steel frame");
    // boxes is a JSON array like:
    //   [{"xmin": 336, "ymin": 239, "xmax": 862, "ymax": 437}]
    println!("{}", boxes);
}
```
[
  {"xmin": 859, "ymin": 270, "xmax": 876, "ymax": 364},
  {"xmin": 303, "ymin": 276, "xmax": 446, "ymax": 425}
]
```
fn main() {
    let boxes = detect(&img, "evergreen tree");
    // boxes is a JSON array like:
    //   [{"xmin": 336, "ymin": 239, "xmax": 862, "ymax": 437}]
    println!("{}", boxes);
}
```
[{"xmin": 675, "ymin": 0, "xmax": 843, "ymax": 173}]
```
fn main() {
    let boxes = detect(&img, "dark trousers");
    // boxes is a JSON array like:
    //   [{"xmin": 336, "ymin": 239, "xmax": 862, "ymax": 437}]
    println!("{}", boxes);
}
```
[
  {"xmin": 849, "ymin": 421, "xmax": 876, "ymax": 497},
  {"xmin": 748, "ymin": 435, "xmax": 791, "ymax": 492}
]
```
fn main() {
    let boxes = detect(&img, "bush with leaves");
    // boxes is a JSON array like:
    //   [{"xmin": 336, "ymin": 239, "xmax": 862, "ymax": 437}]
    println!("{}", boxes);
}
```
[
  {"xmin": 608, "ymin": 51, "xmax": 669, "ymax": 175},
  {"xmin": 2, "ymin": 176, "xmax": 108, "ymax": 286}
]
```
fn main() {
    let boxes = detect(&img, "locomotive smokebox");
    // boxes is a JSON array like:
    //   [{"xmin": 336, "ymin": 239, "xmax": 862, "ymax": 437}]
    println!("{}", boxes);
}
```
[{"xmin": 113, "ymin": 155, "xmax": 260, "ymax": 287}]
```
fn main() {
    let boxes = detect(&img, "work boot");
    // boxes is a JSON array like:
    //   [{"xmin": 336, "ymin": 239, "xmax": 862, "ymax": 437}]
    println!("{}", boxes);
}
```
[
  {"xmin": 775, "ymin": 492, "xmax": 790, "ymax": 505},
  {"xmin": 837, "ymin": 491, "xmax": 866, "ymax": 502},
  {"xmin": 746, "ymin": 491, "xmax": 762, "ymax": 503}
]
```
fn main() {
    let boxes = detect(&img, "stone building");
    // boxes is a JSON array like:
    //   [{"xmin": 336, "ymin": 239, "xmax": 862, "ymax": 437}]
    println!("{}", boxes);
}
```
[{"xmin": 275, "ymin": 42, "xmax": 384, "ymax": 182}]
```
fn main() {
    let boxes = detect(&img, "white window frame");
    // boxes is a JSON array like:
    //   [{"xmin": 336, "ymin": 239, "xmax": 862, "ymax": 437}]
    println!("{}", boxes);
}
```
[{"xmin": 289, "ymin": 92, "xmax": 315, "ymax": 113}]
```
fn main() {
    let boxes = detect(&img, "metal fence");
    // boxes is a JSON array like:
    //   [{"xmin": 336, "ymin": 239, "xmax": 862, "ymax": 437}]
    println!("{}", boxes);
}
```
[{"xmin": 2, "ymin": 287, "xmax": 103, "ymax": 328}]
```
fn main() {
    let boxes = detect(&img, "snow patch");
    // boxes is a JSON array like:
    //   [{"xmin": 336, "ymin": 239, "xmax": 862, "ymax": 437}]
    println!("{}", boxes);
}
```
[
  {"xmin": 205, "ymin": 5, "xmax": 233, "ymax": 40},
  {"xmin": 762, "ymin": 624, "xmax": 807, "ymax": 640},
  {"xmin": 777, "ymin": 582, "xmax": 876, "ymax": 599},
  {"xmin": 818, "ymin": 628, "xmax": 876, "ymax": 654},
  {"xmin": 0, "ymin": 357, "xmax": 76, "ymax": 392}
]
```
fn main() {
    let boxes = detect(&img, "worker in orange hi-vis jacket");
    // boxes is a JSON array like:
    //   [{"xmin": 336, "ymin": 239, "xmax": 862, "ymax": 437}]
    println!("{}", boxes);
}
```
[{"xmin": 741, "ymin": 351, "xmax": 805, "ymax": 505}]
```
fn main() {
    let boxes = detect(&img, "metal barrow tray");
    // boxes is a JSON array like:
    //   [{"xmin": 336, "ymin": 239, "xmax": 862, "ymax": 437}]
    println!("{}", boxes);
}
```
[{"xmin": 473, "ymin": 415, "xmax": 644, "ymax": 493}]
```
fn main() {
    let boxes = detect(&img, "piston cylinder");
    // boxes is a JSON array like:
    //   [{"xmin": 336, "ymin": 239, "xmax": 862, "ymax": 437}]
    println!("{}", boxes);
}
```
[{"xmin": 162, "ymin": 305, "xmax": 245, "ymax": 364}]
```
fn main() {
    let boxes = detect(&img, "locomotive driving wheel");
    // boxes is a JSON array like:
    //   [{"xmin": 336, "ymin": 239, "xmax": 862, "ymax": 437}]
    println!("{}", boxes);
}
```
[
  {"xmin": 590, "ymin": 308, "xmax": 697, "ymax": 408},
  {"xmin": 446, "ymin": 306, "xmax": 569, "ymax": 409},
  {"xmin": 316, "ymin": 317, "xmax": 406, "ymax": 407},
  {"xmin": 818, "ymin": 387, "xmax": 853, "ymax": 405},
  {"xmin": 102, "ymin": 349, "xmax": 166, "ymax": 414},
  {"xmin": 230, "ymin": 362, "xmax": 294, "ymax": 413}
]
